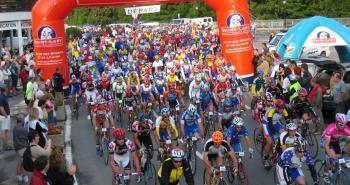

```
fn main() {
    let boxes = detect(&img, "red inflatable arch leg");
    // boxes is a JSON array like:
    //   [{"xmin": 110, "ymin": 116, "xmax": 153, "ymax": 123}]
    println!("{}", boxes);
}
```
[{"xmin": 32, "ymin": 0, "xmax": 254, "ymax": 85}]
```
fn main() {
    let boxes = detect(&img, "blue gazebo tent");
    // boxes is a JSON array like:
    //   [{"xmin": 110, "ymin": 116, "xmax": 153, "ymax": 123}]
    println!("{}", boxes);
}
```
[{"xmin": 276, "ymin": 16, "xmax": 350, "ymax": 63}]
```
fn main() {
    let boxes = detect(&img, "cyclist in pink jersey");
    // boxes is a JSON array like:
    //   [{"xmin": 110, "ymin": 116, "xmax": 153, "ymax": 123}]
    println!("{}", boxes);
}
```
[{"xmin": 322, "ymin": 113, "xmax": 350, "ymax": 158}]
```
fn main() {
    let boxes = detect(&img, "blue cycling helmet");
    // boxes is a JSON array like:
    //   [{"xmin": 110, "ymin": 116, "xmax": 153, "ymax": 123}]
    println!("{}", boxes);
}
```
[
  {"xmin": 202, "ymin": 84, "xmax": 210, "ymax": 92},
  {"xmin": 140, "ymin": 115, "xmax": 148, "ymax": 121},
  {"xmin": 257, "ymin": 70, "xmax": 264, "ymax": 75},
  {"xmin": 161, "ymin": 107, "xmax": 170, "ymax": 116},
  {"xmin": 223, "ymin": 99, "xmax": 232, "ymax": 107}
]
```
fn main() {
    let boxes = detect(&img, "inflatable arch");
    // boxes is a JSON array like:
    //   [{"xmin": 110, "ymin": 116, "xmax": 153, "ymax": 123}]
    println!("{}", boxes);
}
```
[
  {"xmin": 32, "ymin": 0, "xmax": 254, "ymax": 84},
  {"xmin": 277, "ymin": 16, "xmax": 350, "ymax": 62}
]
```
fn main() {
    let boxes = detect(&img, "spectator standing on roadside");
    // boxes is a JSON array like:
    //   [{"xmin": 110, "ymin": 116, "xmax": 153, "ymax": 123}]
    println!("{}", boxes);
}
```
[
  {"xmin": 332, "ymin": 72, "xmax": 346, "ymax": 113},
  {"xmin": 28, "ymin": 64, "xmax": 35, "ymax": 79},
  {"xmin": 269, "ymin": 31, "xmax": 275, "ymax": 42},
  {"xmin": 261, "ymin": 42, "xmax": 269, "ymax": 55},
  {"xmin": 28, "ymin": 108, "xmax": 48, "ymax": 148},
  {"xmin": 28, "ymin": 131, "xmax": 52, "ymax": 162},
  {"xmin": 1, "ymin": 61, "xmax": 12, "ymax": 97},
  {"xmin": 19, "ymin": 65, "xmax": 28, "ymax": 99},
  {"xmin": 48, "ymin": 147, "xmax": 76, "ymax": 185},
  {"xmin": 10, "ymin": 61, "xmax": 19, "ymax": 96},
  {"xmin": 25, "ymin": 77, "xmax": 34, "ymax": 106},
  {"xmin": 52, "ymin": 67, "xmax": 65, "ymax": 104},
  {"xmin": 300, "ymin": 64, "xmax": 312, "ymax": 91},
  {"xmin": 309, "ymin": 79, "xmax": 324, "ymax": 125},
  {"xmin": 252, "ymin": 49, "xmax": 260, "ymax": 75},
  {"xmin": 0, "ymin": 86, "xmax": 11, "ymax": 150},
  {"xmin": 13, "ymin": 114, "xmax": 29, "ymax": 184},
  {"xmin": 30, "ymin": 155, "xmax": 52, "ymax": 185}
]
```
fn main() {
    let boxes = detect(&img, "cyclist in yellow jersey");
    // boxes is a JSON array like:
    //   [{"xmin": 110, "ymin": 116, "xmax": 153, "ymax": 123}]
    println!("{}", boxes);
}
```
[
  {"xmin": 127, "ymin": 71, "xmax": 140, "ymax": 94},
  {"xmin": 155, "ymin": 107, "xmax": 179, "ymax": 146},
  {"xmin": 158, "ymin": 148, "xmax": 194, "ymax": 185}
]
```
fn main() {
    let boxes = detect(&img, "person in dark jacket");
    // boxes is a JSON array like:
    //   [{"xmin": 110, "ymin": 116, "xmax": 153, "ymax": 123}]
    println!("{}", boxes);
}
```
[
  {"xmin": 30, "ymin": 155, "xmax": 52, "ymax": 185},
  {"xmin": 27, "ymin": 108, "xmax": 48, "ymax": 148},
  {"xmin": 52, "ymin": 67, "xmax": 65, "ymax": 104},
  {"xmin": 13, "ymin": 114, "xmax": 29, "ymax": 184},
  {"xmin": 300, "ymin": 64, "xmax": 312, "ymax": 91},
  {"xmin": 47, "ymin": 146, "xmax": 76, "ymax": 185}
]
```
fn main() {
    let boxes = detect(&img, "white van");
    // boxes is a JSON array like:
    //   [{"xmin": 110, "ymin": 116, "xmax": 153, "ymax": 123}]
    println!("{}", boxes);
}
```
[
  {"xmin": 191, "ymin": 17, "xmax": 213, "ymax": 24},
  {"xmin": 171, "ymin": 18, "xmax": 191, "ymax": 24}
]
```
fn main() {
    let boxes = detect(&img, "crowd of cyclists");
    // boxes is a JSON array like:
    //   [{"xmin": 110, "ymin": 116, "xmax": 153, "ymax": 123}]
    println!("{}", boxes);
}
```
[{"xmin": 65, "ymin": 22, "xmax": 350, "ymax": 185}]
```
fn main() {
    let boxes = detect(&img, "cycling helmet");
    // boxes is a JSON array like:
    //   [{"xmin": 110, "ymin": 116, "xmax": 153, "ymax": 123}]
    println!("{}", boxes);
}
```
[
  {"xmin": 335, "ymin": 113, "xmax": 347, "ymax": 125},
  {"xmin": 212, "ymin": 131, "xmax": 224, "ymax": 143},
  {"xmin": 97, "ymin": 98, "xmax": 105, "ymax": 105},
  {"xmin": 116, "ymin": 76, "xmax": 123, "ymax": 82},
  {"xmin": 112, "ymin": 128, "xmax": 126, "ymax": 139},
  {"xmin": 126, "ymin": 89, "xmax": 133, "ymax": 97},
  {"xmin": 71, "ymin": 74, "xmax": 76, "ymax": 80},
  {"xmin": 294, "ymin": 137, "xmax": 307, "ymax": 152},
  {"xmin": 257, "ymin": 103, "xmax": 264, "ymax": 111},
  {"xmin": 275, "ymin": 99, "xmax": 285, "ymax": 109},
  {"xmin": 170, "ymin": 148, "xmax": 185, "ymax": 159},
  {"xmin": 223, "ymin": 99, "xmax": 232, "ymax": 108},
  {"xmin": 144, "ymin": 78, "xmax": 151, "ymax": 85},
  {"xmin": 202, "ymin": 84, "xmax": 210, "ymax": 92},
  {"xmin": 298, "ymin": 88, "xmax": 308, "ymax": 97},
  {"xmin": 102, "ymin": 75, "xmax": 108, "ymax": 82},
  {"xmin": 233, "ymin": 117, "xmax": 244, "ymax": 126},
  {"xmin": 187, "ymin": 104, "xmax": 197, "ymax": 115},
  {"xmin": 139, "ymin": 114, "xmax": 147, "ymax": 122},
  {"xmin": 288, "ymin": 74, "xmax": 297, "ymax": 81},
  {"xmin": 286, "ymin": 122, "xmax": 297, "ymax": 130},
  {"xmin": 257, "ymin": 69, "xmax": 264, "ymax": 75},
  {"xmin": 269, "ymin": 78, "xmax": 277, "ymax": 86},
  {"xmin": 86, "ymin": 75, "xmax": 92, "ymax": 82},
  {"xmin": 195, "ymin": 74, "xmax": 201, "ymax": 82},
  {"xmin": 265, "ymin": 92, "xmax": 273, "ymax": 101},
  {"xmin": 231, "ymin": 83, "xmax": 238, "ymax": 90},
  {"xmin": 160, "ymin": 107, "xmax": 170, "ymax": 116}
]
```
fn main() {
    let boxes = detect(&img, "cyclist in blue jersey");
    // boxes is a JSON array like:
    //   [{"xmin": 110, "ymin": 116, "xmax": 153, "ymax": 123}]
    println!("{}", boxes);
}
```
[
  {"xmin": 225, "ymin": 117, "xmax": 253, "ymax": 154},
  {"xmin": 180, "ymin": 104, "xmax": 204, "ymax": 148},
  {"xmin": 218, "ymin": 99, "xmax": 238, "ymax": 131},
  {"xmin": 199, "ymin": 84, "xmax": 216, "ymax": 124}
]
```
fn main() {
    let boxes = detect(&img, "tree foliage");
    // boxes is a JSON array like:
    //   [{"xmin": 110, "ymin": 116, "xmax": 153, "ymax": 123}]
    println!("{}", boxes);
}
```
[{"xmin": 65, "ymin": 1, "xmax": 350, "ymax": 25}]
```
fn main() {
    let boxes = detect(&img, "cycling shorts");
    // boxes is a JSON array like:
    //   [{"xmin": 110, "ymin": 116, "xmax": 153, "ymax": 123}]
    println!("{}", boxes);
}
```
[
  {"xmin": 231, "ymin": 143, "xmax": 242, "ymax": 153},
  {"xmin": 114, "ymin": 152, "xmax": 131, "ymax": 170},
  {"xmin": 262, "ymin": 121, "xmax": 284, "ymax": 137},
  {"xmin": 184, "ymin": 124, "xmax": 199, "ymax": 137},
  {"xmin": 71, "ymin": 88, "xmax": 80, "ymax": 95},
  {"xmin": 136, "ymin": 135, "xmax": 153, "ymax": 150},
  {"xmin": 159, "ymin": 129, "xmax": 170, "ymax": 141}
]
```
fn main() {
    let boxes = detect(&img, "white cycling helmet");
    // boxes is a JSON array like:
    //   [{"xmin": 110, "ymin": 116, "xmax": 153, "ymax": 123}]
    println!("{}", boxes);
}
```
[
  {"xmin": 187, "ymin": 104, "xmax": 197, "ymax": 115},
  {"xmin": 286, "ymin": 122, "xmax": 297, "ymax": 130},
  {"xmin": 233, "ymin": 117, "xmax": 244, "ymax": 126},
  {"xmin": 219, "ymin": 76, "xmax": 226, "ymax": 83},
  {"xmin": 335, "ymin": 113, "xmax": 347, "ymax": 125},
  {"xmin": 171, "ymin": 148, "xmax": 185, "ymax": 159}
]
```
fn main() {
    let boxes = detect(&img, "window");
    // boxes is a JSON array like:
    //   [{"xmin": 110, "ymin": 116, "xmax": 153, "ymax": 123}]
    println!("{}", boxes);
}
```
[{"xmin": 343, "ymin": 71, "xmax": 350, "ymax": 84}]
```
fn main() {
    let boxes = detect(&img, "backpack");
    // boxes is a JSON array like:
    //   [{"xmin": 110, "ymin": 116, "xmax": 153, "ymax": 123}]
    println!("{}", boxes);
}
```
[{"xmin": 22, "ymin": 144, "xmax": 35, "ymax": 172}]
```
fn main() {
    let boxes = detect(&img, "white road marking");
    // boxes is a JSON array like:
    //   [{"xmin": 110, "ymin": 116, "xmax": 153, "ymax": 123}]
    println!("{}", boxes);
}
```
[
  {"xmin": 196, "ymin": 151, "xmax": 203, "ymax": 161},
  {"xmin": 65, "ymin": 105, "xmax": 79, "ymax": 185}
]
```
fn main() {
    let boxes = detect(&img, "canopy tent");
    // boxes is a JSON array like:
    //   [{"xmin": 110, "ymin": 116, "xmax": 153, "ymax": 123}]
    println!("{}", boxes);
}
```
[{"xmin": 276, "ymin": 16, "xmax": 350, "ymax": 63}]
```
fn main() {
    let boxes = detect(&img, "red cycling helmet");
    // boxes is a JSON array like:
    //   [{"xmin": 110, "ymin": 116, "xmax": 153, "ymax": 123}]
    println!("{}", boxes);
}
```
[
  {"xmin": 112, "ymin": 128, "xmax": 125, "ymax": 139},
  {"xmin": 275, "ymin": 99, "xmax": 285, "ymax": 108},
  {"xmin": 257, "ymin": 103, "xmax": 264, "ymax": 111},
  {"xmin": 86, "ymin": 75, "xmax": 92, "ymax": 82},
  {"xmin": 126, "ymin": 89, "xmax": 133, "ymax": 97}
]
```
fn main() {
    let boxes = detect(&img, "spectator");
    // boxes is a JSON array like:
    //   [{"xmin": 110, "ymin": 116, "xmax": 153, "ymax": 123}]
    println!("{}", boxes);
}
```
[
  {"xmin": 30, "ymin": 155, "xmax": 52, "ymax": 185},
  {"xmin": 275, "ymin": 63, "xmax": 285, "ymax": 87},
  {"xmin": 300, "ymin": 63, "xmax": 312, "ymax": 91},
  {"xmin": 9, "ymin": 61, "xmax": 19, "ymax": 96},
  {"xmin": 261, "ymin": 42, "xmax": 269, "ymax": 55},
  {"xmin": 19, "ymin": 65, "xmax": 28, "ymax": 99},
  {"xmin": 257, "ymin": 56, "xmax": 270, "ymax": 79},
  {"xmin": 332, "ymin": 72, "xmax": 346, "ymax": 113},
  {"xmin": 28, "ymin": 108, "xmax": 48, "ymax": 148},
  {"xmin": 52, "ymin": 67, "xmax": 65, "ymax": 104},
  {"xmin": 13, "ymin": 114, "xmax": 29, "ymax": 184},
  {"xmin": 28, "ymin": 131, "xmax": 51, "ymax": 161},
  {"xmin": 269, "ymin": 31, "xmax": 275, "ymax": 43},
  {"xmin": 25, "ymin": 77, "xmax": 34, "ymax": 106},
  {"xmin": 28, "ymin": 64, "xmax": 35, "ymax": 79},
  {"xmin": 282, "ymin": 67, "xmax": 292, "ymax": 96},
  {"xmin": 0, "ymin": 86, "xmax": 11, "ymax": 150},
  {"xmin": 1, "ymin": 61, "xmax": 11, "ymax": 96},
  {"xmin": 294, "ymin": 66, "xmax": 302, "ymax": 81},
  {"xmin": 47, "ymin": 147, "xmax": 76, "ymax": 185},
  {"xmin": 252, "ymin": 49, "xmax": 260, "ymax": 75},
  {"xmin": 309, "ymin": 79, "xmax": 324, "ymax": 125}
]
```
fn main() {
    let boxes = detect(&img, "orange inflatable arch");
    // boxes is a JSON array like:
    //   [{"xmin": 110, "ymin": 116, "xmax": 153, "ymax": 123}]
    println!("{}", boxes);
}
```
[{"xmin": 32, "ymin": 0, "xmax": 254, "ymax": 85}]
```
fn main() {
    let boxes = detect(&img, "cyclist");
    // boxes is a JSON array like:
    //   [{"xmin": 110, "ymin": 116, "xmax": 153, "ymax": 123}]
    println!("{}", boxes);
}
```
[
  {"xmin": 180, "ymin": 104, "xmax": 204, "ymax": 151},
  {"xmin": 100, "ymin": 89, "xmax": 113, "ymax": 107},
  {"xmin": 132, "ymin": 115, "xmax": 157, "ymax": 168},
  {"xmin": 127, "ymin": 70, "xmax": 140, "ymax": 95},
  {"xmin": 157, "ymin": 148, "xmax": 194, "ymax": 185},
  {"xmin": 140, "ymin": 78, "xmax": 154, "ymax": 108},
  {"xmin": 109, "ymin": 128, "xmax": 141, "ymax": 184},
  {"xmin": 217, "ymin": 99, "xmax": 237, "ymax": 131},
  {"xmin": 84, "ymin": 83, "xmax": 99, "ymax": 120},
  {"xmin": 112, "ymin": 76, "xmax": 126, "ymax": 115},
  {"xmin": 189, "ymin": 74, "xmax": 204, "ymax": 101},
  {"xmin": 276, "ymin": 138, "xmax": 318, "ymax": 185},
  {"xmin": 155, "ymin": 107, "xmax": 179, "ymax": 155},
  {"xmin": 265, "ymin": 78, "xmax": 283, "ymax": 100},
  {"xmin": 262, "ymin": 99, "xmax": 289, "ymax": 167},
  {"xmin": 199, "ymin": 83, "xmax": 216, "ymax": 125},
  {"xmin": 226, "ymin": 83, "xmax": 242, "ymax": 112},
  {"xmin": 225, "ymin": 117, "xmax": 254, "ymax": 155},
  {"xmin": 278, "ymin": 122, "xmax": 303, "ymax": 154},
  {"xmin": 92, "ymin": 99, "xmax": 114, "ymax": 155},
  {"xmin": 203, "ymin": 131, "xmax": 238, "ymax": 185},
  {"xmin": 164, "ymin": 83, "xmax": 184, "ymax": 109},
  {"xmin": 291, "ymin": 88, "xmax": 316, "ymax": 128},
  {"xmin": 70, "ymin": 74, "xmax": 81, "ymax": 112},
  {"xmin": 251, "ymin": 69, "xmax": 265, "ymax": 110}
]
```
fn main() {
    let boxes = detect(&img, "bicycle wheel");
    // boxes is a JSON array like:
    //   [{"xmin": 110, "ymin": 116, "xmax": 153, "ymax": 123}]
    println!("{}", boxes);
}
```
[
  {"xmin": 143, "ymin": 161, "xmax": 157, "ymax": 185},
  {"xmin": 226, "ymin": 158, "xmax": 235, "ymax": 183},
  {"xmin": 315, "ymin": 160, "xmax": 327, "ymax": 185},
  {"xmin": 188, "ymin": 143, "xmax": 197, "ymax": 175},
  {"xmin": 102, "ymin": 138, "xmax": 109, "ymax": 165},
  {"xmin": 238, "ymin": 162, "xmax": 249, "ymax": 185},
  {"xmin": 203, "ymin": 168, "xmax": 207, "ymax": 185},
  {"xmin": 305, "ymin": 133, "xmax": 319, "ymax": 159},
  {"xmin": 253, "ymin": 127, "xmax": 263, "ymax": 153}
]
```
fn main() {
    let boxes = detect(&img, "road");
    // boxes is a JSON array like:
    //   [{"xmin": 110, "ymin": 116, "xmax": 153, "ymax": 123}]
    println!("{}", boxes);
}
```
[{"xmin": 72, "ymin": 95, "xmax": 324, "ymax": 185}]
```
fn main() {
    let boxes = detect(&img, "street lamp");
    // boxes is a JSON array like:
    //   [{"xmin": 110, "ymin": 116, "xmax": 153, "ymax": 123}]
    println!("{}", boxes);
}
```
[{"xmin": 283, "ymin": 0, "xmax": 287, "ymax": 28}]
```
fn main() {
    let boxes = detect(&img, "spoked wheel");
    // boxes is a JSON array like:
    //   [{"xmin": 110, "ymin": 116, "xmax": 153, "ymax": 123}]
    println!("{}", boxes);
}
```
[
  {"xmin": 143, "ymin": 161, "xmax": 157, "ymax": 185},
  {"xmin": 188, "ymin": 144, "xmax": 197, "ymax": 175},
  {"xmin": 237, "ymin": 163, "xmax": 249, "ymax": 185},
  {"xmin": 334, "ymin": 171, "xmax": 350, "ymax": 185},
  {"xmin": 102, "ymin": 138, "xmax": 109, "ymax": 165},
  {"xmin": 253, "ymin": 127, "xmax": 264, "ymax": 154},
  {"xmin": 305, "ymin": 133, "xmax": 319, "ymax": 159},
  {"xmin": 204, "ymin": 120, "xmax": 214, "ymax": 139},
  {"xmin": 226, "ymin": 158, "xmax": 235, "ymax": 183},
  {"xmin": 315, "ymin": 159, "xmax": 327, "ymax": 185}
]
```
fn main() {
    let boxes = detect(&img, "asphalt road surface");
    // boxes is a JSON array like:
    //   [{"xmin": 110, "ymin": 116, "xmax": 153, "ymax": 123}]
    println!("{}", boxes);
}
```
[{"xmin": 72, "ymin": 95, "xmax": 324, "ymax": 185}]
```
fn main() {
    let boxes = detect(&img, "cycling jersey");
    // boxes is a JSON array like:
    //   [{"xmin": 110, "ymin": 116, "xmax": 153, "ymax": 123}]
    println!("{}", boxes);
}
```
[
  {"xmin": 164, "ymin": 90, "xmax": 180, "ymax": 104},
  {"xmin": 225, "ymin": 125, "xmax": 248, "ymax": 152},
  {"xmin": 132, "ymin": 120, "xmax": 155, "ymax": 138},
  {"xmin": 322, "ymin": 123, "xmax": 350, "ymax": 142},
  {"xmin": 167, "ymin": 75, "xmax": 178, "ymax": 84},
  {"xmin": 214, "ymin": 82, "xmax": 230, "ymax": 94},
  {"xmin": 70, "ymin": 81, "xmax": 81, "ymax": 95},
  {"xmin": 292, "ymin": 99, "xmax": 314, "ymax": 119},
  {"xmin": 84, "ymin": 90, "xmax": 99, "ymax": 103},
  {"xmin": 155, "ymin": 117, "xmax": 178, "ymax": 140},
  {"xmin": 277, "ymin": 147, "xmax": 313, "ymax": 168},
  {"xmin": 204, "ymin": 139, "xmax": 231, "ymax": 156},
  {"xmin": 189, "ymin": 80, "xmax": 204, "ymax": 99},
  {"xmin": 140, "ymin": 84, "xmax": 152, "ymax": 102},
  {"xmin": 108, "ymin": 139, "xmax": 136, "ymax": 168},
  {"xmin": 252, "ymin": 77, "xmax": 265, "ymax": 96},
  {"xmin": 199, "ymin": 91, "xmax": 214, "ymax": 110},
  {"xmin": 157, "ymin": 158, "xmax": 194, "ymax": 185},
  {"xmin": 277, "ymin": 131, "xmax": 302, "ymax": 154},
  {"xmin": 92, "ymin": 105, "xmax": 112, "ymax": 123}
]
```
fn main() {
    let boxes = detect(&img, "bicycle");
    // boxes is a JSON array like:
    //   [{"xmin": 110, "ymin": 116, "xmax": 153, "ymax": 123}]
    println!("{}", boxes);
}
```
[
  {"xmin": 204, "ymin": 111, "xmax": 216, "ymax": 139},
  {"xmin": 140, "ymin": 148, "xmax": 157, "ymax": 185},
  {"xmin": 127, "ymin": 106, "xmax": 137, "ymax": 132},
  {"xmin": 115, "ymin": 99, "xmax": 123, "ymax": 123},
  {"xmin": 227, "ymin": 152, "xmax": 250, "ymax": 185},
  {"xmin": 183, "ymin": 135, "xmax": 199, "ymax": 175},
  {"xmin": 254, "ymin": 129, "xmax": 279, "ymax": 170},
  {"xmin": 98, "ymin": 115, "xmax": 110, "ymax": 165},
  {"xmin": 71, "ymin": 94, "xmax": 80, "ymax": 120},
  {"xmin": 203, "ymin": 165, "xmax": 230, "ymax": 185},
  {"xmin": 299, "ymin": 119, "xmax": 319, "ymax": 159},
  {"xmin": 114, "ymin": 172, "xmax": 143, "ymax": 185},
  {"xmin": 315, "ymin": 157, "xmax": 350, "ymax": 185}
]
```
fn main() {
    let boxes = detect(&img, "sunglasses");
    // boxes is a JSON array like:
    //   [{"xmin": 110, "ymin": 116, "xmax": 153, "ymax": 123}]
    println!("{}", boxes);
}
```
[
  {"xmin": 297, "ymin": 150, "xmax": 305, "ymax": 154},
  {"xmin": 337, "ymin": 122, "xmax": 345, "ymax": 126},
  {"xmin": 172, "ymin": 159, "xmax": 182, "ymax": 164}
]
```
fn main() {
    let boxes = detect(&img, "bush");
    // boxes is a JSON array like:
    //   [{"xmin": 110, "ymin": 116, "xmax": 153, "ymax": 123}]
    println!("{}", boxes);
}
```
[{"xmin": 66, "ymin": 27, "xmax": 82, "ymax": 39}]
